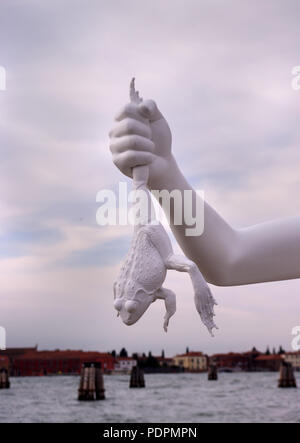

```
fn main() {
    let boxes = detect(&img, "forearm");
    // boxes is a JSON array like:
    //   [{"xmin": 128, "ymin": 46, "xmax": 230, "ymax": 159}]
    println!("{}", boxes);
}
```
[
  {"xmin": 151, "ymin": 156, "xmax": 237, "ymax": 285},
  {"xmin": 152, "ymin": 156, "xmax": 300, "ymax": 286},
  {"xmin": 233, "ymin": 217, "xmax": 300, "ymax": 285}
]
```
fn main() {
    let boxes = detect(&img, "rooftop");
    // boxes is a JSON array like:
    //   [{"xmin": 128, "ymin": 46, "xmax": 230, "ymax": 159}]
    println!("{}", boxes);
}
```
[
  {"xmin": 175, "ymin": 352, "xmax": 205, "ymax": 358},
  {"xmin": 255, "ymin": 354, "xmax": 283, "ymax": 361},
  {"xmin": 14, "ymin": 350, "xmax": 114, "ymax": 360}
]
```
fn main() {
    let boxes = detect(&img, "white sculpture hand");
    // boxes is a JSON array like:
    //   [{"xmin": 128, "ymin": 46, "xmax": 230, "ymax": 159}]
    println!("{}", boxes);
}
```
[{"xmin": 109, "ymin": 99, "xmax": 173, "ymax": 189}]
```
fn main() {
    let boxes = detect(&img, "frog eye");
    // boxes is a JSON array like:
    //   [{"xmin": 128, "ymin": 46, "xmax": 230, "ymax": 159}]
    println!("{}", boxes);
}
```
[
  {"xmin": 125, "ymin": 300, "xmax": 138, "ymax": 313},
  {"xmin": 114, "ymin": 298, "xmax": 123, "ymax": 311}
]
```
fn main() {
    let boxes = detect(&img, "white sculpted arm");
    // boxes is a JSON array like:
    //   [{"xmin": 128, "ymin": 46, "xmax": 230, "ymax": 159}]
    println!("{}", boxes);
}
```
[{"xmin": 110, "ymin": 98, "xmax": 300, "ymax": 287}]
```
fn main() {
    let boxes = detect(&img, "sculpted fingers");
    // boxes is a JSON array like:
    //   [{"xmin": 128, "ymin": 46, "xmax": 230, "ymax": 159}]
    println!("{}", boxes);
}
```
[
  {"xmin": 110, "ymin": 134, "xmax": 155, "ymax": 155},
  {"xmin": 109, "ymin": 99, "xmax": 171, "ymax": 179},
  {"xmin": 114, "ymin": 100, "xmax": 164, "ymax": 124},
  {"xmin": 114, "ymin": 103, "xmax": 148, "ymax": 124},
  {"xmin": 109, "ymin": 103, "xmax": 155, "ymax": 176},
  {"xmin": 109, "ymin": 118, "xmax": 152, "ymax": 139},
  {"xmin": 112, "ymin": 150, "xmax": 155, "ymax": 177}
]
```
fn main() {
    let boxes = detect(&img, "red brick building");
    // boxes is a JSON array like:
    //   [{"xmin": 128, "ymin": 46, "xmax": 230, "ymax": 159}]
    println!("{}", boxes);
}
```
[
  {"xmin": 0, "ymin": 355, "xmax": 9, "ymax": 371},
  {"xmin": 211, "ymin": 349, "xmax": 261, "ymax": 371},
  {"xmin": 12, "ymin": 350, "xmax": 115, "ymax": 376},
  {"xmin": 211, "ymin": 352, "xmax": 248, "ymax": 370},
  {"xmin": 254, "ymin": 354, "xmax": 283, "ymax": 372},
  {"xmin": 1, "ymin": 347, "xmax": 38, "ymax": 374}
]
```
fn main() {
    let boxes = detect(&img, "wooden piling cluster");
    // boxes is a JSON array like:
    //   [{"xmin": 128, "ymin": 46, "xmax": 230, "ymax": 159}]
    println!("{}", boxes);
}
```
[
  {"xmin": 208, "ymin": 364, "xmax": 218, "ymax": 381},
  {"xmin": 278, "ymin": 361, "xmax": 297, "ymax": 388},
  {"xmin": 130, "ymin": 366, "xmax": 145, "ymax": 388},
  {"xmin": 78, "ymin": 362, "xmax": 105, "ymax": 400},
  {"xmin": 0, "ymin": 368, "xmax": 10, "ymax": 389}
]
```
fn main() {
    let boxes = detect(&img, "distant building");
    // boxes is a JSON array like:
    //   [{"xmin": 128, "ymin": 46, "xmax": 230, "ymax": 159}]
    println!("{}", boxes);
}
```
[
  {"xmin": 211, "ymin": 349, "xmax": 261, "ymax": 372},
  {"xmin": 155, "ymin": 357, "xmax": 174, "ymax": 368},
  {"xmin": 12, "ymin": 350, "xmax": 115, "ymax": 376},
  {"xmin": 243, "ymin": 349, "xmax": 262, "ymax": 371},
  {"xmin": 211, "ymin": 353, "xmax": 248, "ymax": 371},
  {"xmin": 114, "ymin": 357, "xmax": 137, "ymax": 373},
  {"xmin": 283, "ymin": 352, "xmax": 300, "ymax": 370},
  {"xmin": 1, "ymin": 347, "xmax": 38, "ymax": 375},
  {"xmin": 173, "ymin": 352, "xmax": 207, "ymax": 372},
  {"xmin": 0, "ymin": 355, "xmax": 9, "ymax": 371},
  {"xmin": 254, "ymin": 354, "xmax": 283, "ymax": 372}
]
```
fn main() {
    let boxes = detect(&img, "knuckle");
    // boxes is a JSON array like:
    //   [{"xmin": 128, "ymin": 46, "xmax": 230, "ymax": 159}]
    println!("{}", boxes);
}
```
[
  {"xmin": 108, "ymin": 127, "xmax": 115, "ymax": 139},
  {"xmin": 124, "ymin": 103, "xmax": 132, "ymax": 113},
  {"xmin": 126, "ymin": 151, "xmax": 138, "ymax": 163},
  {"xmin": 112, "ymin": 154, "xmax": 120, "ymax": 167},
  {"xmin": 114, "ymin": 103, "xmax": 131, "ymax": 121},
  {"xmin": 109, "ymin": 141, "xmax": 114, "ymax": 153},
  {"xmin": 125, "ymin": 134, "xmax": 137, "ymax": 149},
  {"xmin": 124, "ymin": 119, "xmax": 135, "ymax": 134},
  {"xmin": 131, "ymin": 135, "xmax": 138, "ymax": 149},
  {"xmin": 120, "ymin": 103, "xmax": 135, "ymax": 119},
  {"xmin": 148, "ymin": 139, "xmax": 155, "ymax": 151},
  {"xmin": 148, "ymin": 99, "xmax": 157, "ymax": 108},
  {"xmin": 109, "ymin": 139, "xmax": 119, "ymax": 153}
]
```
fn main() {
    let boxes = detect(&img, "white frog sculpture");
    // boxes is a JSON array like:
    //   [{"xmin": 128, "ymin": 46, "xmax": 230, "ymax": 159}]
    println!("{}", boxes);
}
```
[{"xmin": 113, "ymin": 79, "xmax": 218, "ymax": 336}]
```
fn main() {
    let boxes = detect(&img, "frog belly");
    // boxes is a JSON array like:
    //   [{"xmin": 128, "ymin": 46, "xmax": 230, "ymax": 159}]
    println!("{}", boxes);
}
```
[{"xmin": 131, "ymin": 232, "xmax": 167, "ymax": 293}]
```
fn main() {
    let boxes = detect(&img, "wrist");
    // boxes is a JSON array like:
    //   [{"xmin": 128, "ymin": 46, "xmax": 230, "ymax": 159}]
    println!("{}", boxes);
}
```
[{"xmin": 150, "ymin": 155, "xmax": 188, "ymax": 192}]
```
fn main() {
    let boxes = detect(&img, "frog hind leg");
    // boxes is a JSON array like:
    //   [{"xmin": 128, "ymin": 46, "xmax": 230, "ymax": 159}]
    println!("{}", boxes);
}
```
[
  {"xmin": 165, "ymin": 254, "xmax": 218, "ymax": 337},
  {"xmin": 155, "ymin": 287, "xmax": 177, "ymax": 333}
]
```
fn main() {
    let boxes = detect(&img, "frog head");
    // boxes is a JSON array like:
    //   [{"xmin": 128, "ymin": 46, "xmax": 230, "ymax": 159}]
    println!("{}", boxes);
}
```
[{"xmin": 114, "ymin": 286, "xmax": 155, "ymax": 326}]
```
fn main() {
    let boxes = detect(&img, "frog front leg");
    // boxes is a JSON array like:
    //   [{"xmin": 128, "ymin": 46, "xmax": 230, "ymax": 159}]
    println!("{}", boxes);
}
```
[
  {"xmin": 154, "ymin": 287, "xmax": 176, "ymax": 332},
  {"xmin": 165, "ymin": 254, "xmax": 218, "ymax": 336}
]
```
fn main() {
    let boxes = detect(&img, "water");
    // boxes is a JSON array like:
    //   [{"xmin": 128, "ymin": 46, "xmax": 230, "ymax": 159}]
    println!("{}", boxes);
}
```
[{"xmin": 0, "ymin": 372, "xmax": 299, "ymax": 423}]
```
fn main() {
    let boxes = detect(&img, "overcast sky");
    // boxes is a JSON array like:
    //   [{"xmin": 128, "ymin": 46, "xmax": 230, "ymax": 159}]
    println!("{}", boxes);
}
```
[{"xmin": 1, "ymin": 0, "xmax": 300, "ymax": 357}]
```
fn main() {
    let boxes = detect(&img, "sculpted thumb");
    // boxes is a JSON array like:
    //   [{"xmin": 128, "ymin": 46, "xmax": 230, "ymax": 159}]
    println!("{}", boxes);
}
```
[{"xmin": 138, "ymin": 100, "xmax": 163, "ymax": 122}]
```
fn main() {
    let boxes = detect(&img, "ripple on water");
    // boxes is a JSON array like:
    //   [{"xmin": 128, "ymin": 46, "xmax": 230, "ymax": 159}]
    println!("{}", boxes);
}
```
[{"xmin": 0, "ymin": 373, "xmax": 299, "ymax": 423}]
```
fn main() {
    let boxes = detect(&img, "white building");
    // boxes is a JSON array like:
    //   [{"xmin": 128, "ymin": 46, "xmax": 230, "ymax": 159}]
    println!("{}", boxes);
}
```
[
  {"xmin": 173, "ymin": 352, "xmax": 207, "ymax": 372},
  {"xmin": 114, "ymin": 357, "xmax": 137, "ymax": 373}
]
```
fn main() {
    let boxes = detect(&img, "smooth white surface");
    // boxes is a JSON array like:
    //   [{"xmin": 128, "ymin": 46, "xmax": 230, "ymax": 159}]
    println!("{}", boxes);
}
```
[{"xmin": 109, "ymin": 92, "xmax": 300, "ymax": 287}]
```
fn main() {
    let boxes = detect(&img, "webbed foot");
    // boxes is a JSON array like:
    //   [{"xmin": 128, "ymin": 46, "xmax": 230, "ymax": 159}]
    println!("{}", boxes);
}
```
[{"xmin": 194, "ymin": 285, "xmax": 218, "ymax": 337}]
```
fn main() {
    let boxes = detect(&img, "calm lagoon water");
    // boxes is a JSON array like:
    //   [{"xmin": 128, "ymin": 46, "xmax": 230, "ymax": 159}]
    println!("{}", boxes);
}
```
[{"xmin": 0, "ymin": 372, "xmax": 299, "ymax": 423}]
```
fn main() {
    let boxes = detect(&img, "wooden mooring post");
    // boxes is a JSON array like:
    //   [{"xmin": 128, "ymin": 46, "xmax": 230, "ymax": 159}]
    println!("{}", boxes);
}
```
[
  {"xmin": 130, "ymin": 366, "xmax": 145, "ymax": 388},
  {"xmin": 78, "ymin": 362, "xmax": 105, "ymax": 400},
  {"xmin": 208, "ymin": 364, "xmax": 218, "ymax": 381},
  {"xmin": 208, "ymin": 365, "xmax": 218, "ymax": 381},
  {"xmin": 278, "ymin": 361, "xmax": 297, "ymax": 388},
  {"xmin": 0, "ymin": 368, "xmax": 10, "ymax": 389}
]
